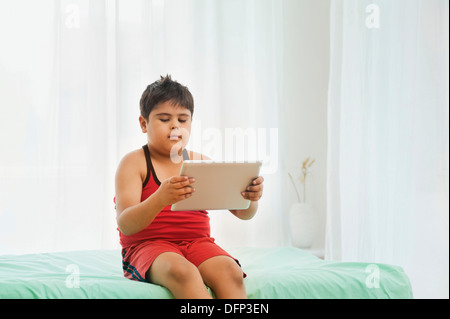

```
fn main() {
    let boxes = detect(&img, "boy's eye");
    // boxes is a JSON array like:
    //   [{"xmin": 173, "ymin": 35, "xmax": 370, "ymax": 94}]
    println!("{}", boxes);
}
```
[{"xmin": 159, "ymin": 118, "xmax": 188, "ymax": 123}]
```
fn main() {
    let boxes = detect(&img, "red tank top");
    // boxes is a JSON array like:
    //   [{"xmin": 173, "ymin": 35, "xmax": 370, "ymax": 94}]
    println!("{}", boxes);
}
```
[{"xmin": 119, "ymin": 146, "xmax": 211, "ymax": 248}]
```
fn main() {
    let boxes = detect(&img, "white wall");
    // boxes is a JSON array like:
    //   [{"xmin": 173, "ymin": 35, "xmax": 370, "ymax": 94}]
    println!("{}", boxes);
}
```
[{"xmin": 282, "ymin": 0, "xmax": 331, "ymax": 250}]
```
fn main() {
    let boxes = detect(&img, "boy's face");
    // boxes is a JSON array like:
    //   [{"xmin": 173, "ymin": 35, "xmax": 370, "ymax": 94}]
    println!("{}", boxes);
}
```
[{"xmin": 139, "ymin": 100, "xmax": 192, "ymax": 156}]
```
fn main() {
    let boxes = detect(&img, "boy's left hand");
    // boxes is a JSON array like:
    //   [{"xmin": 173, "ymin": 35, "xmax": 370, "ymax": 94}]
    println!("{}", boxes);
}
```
[{"xmin": 241, "ymin": 176, "xmax": 264, "ymax": 202}]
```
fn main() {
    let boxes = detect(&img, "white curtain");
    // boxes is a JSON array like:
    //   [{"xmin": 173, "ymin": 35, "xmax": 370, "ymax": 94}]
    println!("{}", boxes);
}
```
[
  {"xmin": 0, "ymin": 0, "xmax": 288, "ymax": 255},
  {"xmin": 326, "ymin": 0, "xmax": 449, "ymax": 298}
]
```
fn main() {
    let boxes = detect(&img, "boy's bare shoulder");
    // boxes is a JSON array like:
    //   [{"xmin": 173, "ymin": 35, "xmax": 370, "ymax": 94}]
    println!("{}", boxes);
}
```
[
  {"xmin": 119, "ymin": 148, "xmax": 144, "ymax": 165},
  {"xmin": 116, "ymin": 148, "xmax": 146, "ymax": 180}
]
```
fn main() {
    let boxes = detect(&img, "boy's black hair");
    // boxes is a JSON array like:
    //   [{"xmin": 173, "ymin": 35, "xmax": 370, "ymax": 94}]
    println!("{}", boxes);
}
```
[{"xmin": 140, "ymin": 75, "xmax": 194, "ymax": 120}]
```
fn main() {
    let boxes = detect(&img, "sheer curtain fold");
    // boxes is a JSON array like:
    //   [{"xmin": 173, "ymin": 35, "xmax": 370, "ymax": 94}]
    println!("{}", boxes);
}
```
[
  {"xmin": 0, "ymin": 0, "xmax": 287, "ymax": 254},
  {"xmin": 326, "ymin": 0, "xmax": 449, "ymax": 298}
]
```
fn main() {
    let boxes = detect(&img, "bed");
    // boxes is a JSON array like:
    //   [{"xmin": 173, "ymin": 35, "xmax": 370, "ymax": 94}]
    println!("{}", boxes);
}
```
[{"xmin": 0, "ymin": 246, "xmax": 412, "ymax": 299}]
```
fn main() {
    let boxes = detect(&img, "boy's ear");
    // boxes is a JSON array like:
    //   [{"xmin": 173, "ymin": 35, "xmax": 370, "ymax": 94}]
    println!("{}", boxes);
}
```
[{"xmin": 139, "ymin": 116, "xmax": 148, "ymax": 133}]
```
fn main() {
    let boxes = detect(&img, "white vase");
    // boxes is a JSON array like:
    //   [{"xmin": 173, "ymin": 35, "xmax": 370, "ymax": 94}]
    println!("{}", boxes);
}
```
[{"xmin": 289, "ymin": 202, "xmax": 317, "ymax": 249}]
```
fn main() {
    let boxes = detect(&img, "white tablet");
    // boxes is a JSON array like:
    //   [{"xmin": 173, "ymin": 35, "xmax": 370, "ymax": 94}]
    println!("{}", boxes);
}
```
[{"xmin": 171, "ymin": 160, "xmax": 262, "ymax": 211}]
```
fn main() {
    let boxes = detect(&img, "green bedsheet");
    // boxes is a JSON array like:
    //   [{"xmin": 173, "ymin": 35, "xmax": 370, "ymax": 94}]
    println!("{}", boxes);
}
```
[{"xmin": 0, "ymin": 247, "xmax": 412, "ymax": 299}]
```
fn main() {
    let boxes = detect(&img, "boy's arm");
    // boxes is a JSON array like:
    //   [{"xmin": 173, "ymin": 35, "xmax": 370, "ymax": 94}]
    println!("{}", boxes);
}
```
[
  {"xmin": 115, "ymin": 152, "xmax": 196, "ymax": 236},
  {"xmin": 229, "ymin": 201, "xmax": 258, "ymax": 220},
  {"xmin": 229, "ymin": 176, "xmax": 264, "ymax": 220},
  {"xmin": 115, "ymin": 153, "xmax": 166, "ymax": 236}
]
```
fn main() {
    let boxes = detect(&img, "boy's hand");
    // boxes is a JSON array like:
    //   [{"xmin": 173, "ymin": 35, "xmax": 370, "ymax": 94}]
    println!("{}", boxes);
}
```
[
  {"xmin": 241, "ymin": 176, "xmax": 264, "ymax": 202},
  {"xmin": 155, "ymin": 176, "xmax": 195, "ymax": 207}
]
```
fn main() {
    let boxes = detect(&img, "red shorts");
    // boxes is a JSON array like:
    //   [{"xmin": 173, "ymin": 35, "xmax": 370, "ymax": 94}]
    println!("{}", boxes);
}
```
[{"xmin": 121, "ymin": 237, "xmax": 245, "ymax": 282}]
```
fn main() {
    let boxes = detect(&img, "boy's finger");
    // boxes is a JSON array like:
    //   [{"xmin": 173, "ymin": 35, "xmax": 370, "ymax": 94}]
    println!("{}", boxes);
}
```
[
  {"xmin": 241, "ymin": 191, "xmax": 260, "ymax": 201},
  {"xmin": 246, "ymin": 184, "xmax": 263, "ymax": 192},
  {"xmin": 252, "ymin": 176, "xmax": 264, "ymax": 185},
  {"xmin": 170, "ymin": 176, "xmax": 188, "ymax": 183},
  {"xmin": 170, "ymin": 176, "xmax": 195, "ymax": 184},
  {"xmin": 179, "ymin": 186, "xmax": 195, "ymax": 195},
  {"xmin": 174, "ymin": 178, "xmax": 195, "ymax": 189}
]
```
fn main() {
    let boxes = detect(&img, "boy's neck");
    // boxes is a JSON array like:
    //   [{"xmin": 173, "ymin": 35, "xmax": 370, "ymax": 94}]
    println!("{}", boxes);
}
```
[{"xmin": 147, "ymin": 143, "xmax": 183, "ymax": 163}]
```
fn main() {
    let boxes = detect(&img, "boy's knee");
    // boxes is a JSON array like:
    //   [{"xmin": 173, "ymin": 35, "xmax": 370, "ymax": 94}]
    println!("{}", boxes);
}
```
[
  {"xmin": 167, "ymin": 260, "xmax": 199, "ymax": 284},
  {"xmin": 223, "ymin": 260, "xmax": 244, "ymax": 286}
]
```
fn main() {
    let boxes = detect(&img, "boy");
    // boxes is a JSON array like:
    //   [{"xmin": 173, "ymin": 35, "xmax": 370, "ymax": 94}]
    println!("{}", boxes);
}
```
[{"xmin": 115, "ymin": 75, "xmax": 264, "ymax": 299}]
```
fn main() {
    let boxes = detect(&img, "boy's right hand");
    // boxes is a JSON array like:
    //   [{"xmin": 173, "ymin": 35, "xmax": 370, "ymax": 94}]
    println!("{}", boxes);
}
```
[{"xmin": 155, "ymin": 176, "xmax": 195, "ymax": 207}]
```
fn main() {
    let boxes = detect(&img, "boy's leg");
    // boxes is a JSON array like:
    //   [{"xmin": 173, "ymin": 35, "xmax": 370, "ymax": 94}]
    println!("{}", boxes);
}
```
[
  {"xmin": 146, "ymin": 252, "xmax": 212, "ymax": 299},
  {"xmin": 197, "ymin": 256, "xmax": 247, "ymax": 299}
]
